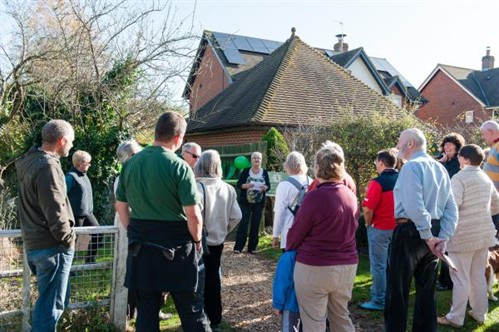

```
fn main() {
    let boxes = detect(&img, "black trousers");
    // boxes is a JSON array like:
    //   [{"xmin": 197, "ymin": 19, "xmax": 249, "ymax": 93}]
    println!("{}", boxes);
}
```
[
  {"xmin": 134, "ymin": 263, "xmax": 211, "ymax": 332},
  {"xmin": 204, "ymin": 244, "xmax": 224, "ymax": 326},
  {"xmin": 234, "ymin": 201, "xmax": 264, "ymax": 252},
  {"xmin": 384, "ymin": 221, "xmax": 439, "ymax": 332},
  {"xmin": 75, "ymin": 214, "xmax": 102, "ymax": 263}
]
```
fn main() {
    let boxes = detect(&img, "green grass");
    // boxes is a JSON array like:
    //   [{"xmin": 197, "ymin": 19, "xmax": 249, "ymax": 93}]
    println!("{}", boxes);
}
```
[
  {"xmin": 141, "ymin": 234, "xmax": 499, "ymax": 331},
  {"xmin": 259, "ymin": 235, "xmax": 499, "ymax": 332},
  {"xmin": 159, "ymin": 294, "xmax": 236, "ymax": 331}
]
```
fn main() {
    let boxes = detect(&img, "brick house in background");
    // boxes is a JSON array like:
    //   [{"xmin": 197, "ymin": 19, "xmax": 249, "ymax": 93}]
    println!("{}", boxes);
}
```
[
  {"xmin": 185, "ymin": 31, "xmax": 402, "ymax": 147},
  {"xmin": 417, "ymin": 47, "xmax": 499, "ymax": 127},
  {"xmin": 183, "ymin": 29, "xmax": 423, "ymax": 131}
]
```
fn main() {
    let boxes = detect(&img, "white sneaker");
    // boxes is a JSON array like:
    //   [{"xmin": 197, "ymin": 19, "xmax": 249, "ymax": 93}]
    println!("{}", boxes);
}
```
[{"xmin": 159, "ymin": 311, "xmax": 173, "ymax": 320}]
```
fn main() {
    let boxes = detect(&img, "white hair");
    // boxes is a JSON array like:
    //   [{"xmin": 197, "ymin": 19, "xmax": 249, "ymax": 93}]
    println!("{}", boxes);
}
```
[
  {"xmin": 116, "ymin": 140, "xmax": 142, "ymax": 165},
  {"xmin": 182, "ymin": 142, "xmax": 201, "ymax": 153},
  {"xmin": 481, "ymin": 120, "xmax": 499, "ymax": 132},
  {"xmin": 402, "ymin": 128, "xmax": 427, "ymax": 151},
  {"xmin": 322, "ymin": 140, "xmax": 345, "ymax": 158},
  {"xmin": 284, "ymin": 151, "xmax": 308, "ymax": 175}
]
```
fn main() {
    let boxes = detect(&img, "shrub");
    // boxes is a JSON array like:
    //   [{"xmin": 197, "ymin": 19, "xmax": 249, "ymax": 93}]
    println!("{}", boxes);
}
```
[{"xmin": 261, "ymin": 127, "xmax": 289, "ymax": 171}]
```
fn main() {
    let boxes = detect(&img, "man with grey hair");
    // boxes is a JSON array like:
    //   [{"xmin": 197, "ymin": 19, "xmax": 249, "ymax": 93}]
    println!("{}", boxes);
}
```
[
  {"xmin": 115, "ymin": 112, "xmax": 210, "ymax": 331},
  {"xmin": 182, "ymin": 142, "xmax": 202, "ymax": 168},
  {"xmin": 480, "ymin": 120, "xmax": 499, "ymax": 231},
  {"xmin": 16, "ymin": 119, "xmax": 76, "ymax": 331},
  {"xmin": 385, "ymin": 128, "xmax": 458, "ymax": 331}
]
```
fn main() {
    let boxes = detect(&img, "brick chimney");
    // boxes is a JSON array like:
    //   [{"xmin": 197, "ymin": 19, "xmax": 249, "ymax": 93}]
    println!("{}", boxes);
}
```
[
  {"xmin": 334, "ymin": 34, "xmax": 349, "ymax": 52},
  {"xmin": 482, "ymin": 46, "xmax": 495, "ymax": 70}
]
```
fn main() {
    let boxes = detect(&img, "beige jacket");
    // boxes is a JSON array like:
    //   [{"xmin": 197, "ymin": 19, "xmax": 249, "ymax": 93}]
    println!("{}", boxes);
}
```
[
  {"xmin": 448, "ymin": 166, "xmax": 499, "ymax": 252},
  {"xmin": 197, "ymin": 177, "xmax": 242, "ymax": 246}
]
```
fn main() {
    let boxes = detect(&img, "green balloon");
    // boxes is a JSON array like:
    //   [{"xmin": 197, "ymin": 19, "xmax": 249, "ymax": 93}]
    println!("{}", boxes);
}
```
[{"xmin": 234, "ymin": 156, "xmax": 250, "ymax": 170}]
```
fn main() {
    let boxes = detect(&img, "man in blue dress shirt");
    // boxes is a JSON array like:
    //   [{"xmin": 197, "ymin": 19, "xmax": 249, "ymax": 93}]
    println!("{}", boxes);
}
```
[{"xmin": 384, "ymin": 128, "xmax": 458, "ymax": 332}]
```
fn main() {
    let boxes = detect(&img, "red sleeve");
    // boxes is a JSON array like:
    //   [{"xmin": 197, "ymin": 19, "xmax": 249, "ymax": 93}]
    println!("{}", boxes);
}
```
[
  {"xmin": 362, "ymin": 180, "xmax": 382, "ymax": 210},
  {"xmin": 308, "ymin": 178, "xmax": 319, "ymax": 192}
]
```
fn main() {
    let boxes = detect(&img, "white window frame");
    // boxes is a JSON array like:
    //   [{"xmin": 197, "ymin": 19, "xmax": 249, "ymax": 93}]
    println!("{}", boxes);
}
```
[
  {"xmin": 465, "ymin": 111, "xmax": 474, "ymax": 124},
  {"xmin": 390, "ymin": 94, "xmax": 402, "ymax": 107}
]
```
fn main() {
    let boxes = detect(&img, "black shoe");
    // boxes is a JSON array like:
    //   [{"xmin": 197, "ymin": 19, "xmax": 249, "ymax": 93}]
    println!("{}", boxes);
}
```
[{"xmin": 436, "ymin": 284, "xmax": 452, "ymax": 291}]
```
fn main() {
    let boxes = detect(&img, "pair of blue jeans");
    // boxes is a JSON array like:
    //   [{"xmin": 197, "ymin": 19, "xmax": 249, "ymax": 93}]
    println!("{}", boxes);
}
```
[
  {"xmin": 27, "ymin": 245, "xmax": 74, "ymax": 332},
  {"xmin": 366, "ymin": 226, "xmax": 393, "ymax": 306}
]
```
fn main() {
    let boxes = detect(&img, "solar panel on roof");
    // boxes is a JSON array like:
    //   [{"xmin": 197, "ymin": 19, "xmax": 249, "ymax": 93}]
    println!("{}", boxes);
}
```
[
  {"xmin": 212, "ymin": 32, "xmax": 233, "ymax": 47},
  {"xmin": 222, "ymin": 47, "xmax": 246, "ymax": 65},
  {"xmin": 262, "ymin": 40, "xmax": 282, "ymax": 53},
  {"xmin": 232, "ymin": 36, "xmax": 254, "ymax": 52},
  {"xmin": 324, "ymin": 50, "xmax": 334, "ymax": 58},
  {"xmin": 370, "ymin": 57, "xmax": 413, "ymax": 87},
  {"xmin": 246, "ymin": 37, "xmax": 271, "ymax": 54}
]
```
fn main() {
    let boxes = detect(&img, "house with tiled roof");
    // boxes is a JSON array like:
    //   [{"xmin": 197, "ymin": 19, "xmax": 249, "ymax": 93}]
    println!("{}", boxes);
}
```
[
  {"xmin": 417, "ymin": 48, "xmax": 499, "ymax": 127},
  {"xmin": 183, "ymin": 30, "xmax": 423, "ymax": 117},
  {"xmin": 185, "ymin": 31, "xmax": 402, "ymax": 147}
]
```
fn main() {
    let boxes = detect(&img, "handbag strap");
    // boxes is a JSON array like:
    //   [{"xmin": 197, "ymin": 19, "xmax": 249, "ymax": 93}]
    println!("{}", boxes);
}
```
[{"xmin": 198, "ymin": 181, "xmax": 207, "ymax": 224}]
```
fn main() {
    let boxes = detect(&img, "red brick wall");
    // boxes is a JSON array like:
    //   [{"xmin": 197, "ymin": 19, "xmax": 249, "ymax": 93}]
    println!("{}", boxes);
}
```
[
  {"xmin": 189, "ymin": 46, "xmax": 230, "ymax": 114},
  {"xmin": 185, "ymin": 129, "xmax": 267, "ymax": 148},
  {"xmin": 418, "ymin": 70, "xmax": 488, "ymax": 127}
]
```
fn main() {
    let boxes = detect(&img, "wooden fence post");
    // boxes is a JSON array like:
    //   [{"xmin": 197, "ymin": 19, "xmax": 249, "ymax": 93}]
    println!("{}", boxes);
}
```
[
  {"xmin": 22, "ymin": 249, "xmax": 31, "ymax": 332},
  {"xmin": 111, "ymin": 223, "xmax": 128, "ymax": 331}
]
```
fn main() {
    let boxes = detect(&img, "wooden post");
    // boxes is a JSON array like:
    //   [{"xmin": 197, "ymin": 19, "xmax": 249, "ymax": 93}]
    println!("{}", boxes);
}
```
[
  {"xmin": 22, "ymin": 248, "xmax": 31, "ymax": 332},
  {"xmin": 110, "ymin": 220, "xmax": 128, "ymax": 331}
]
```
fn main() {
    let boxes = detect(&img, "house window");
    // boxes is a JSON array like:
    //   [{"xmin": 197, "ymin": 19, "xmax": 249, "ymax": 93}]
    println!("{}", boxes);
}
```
[
  {"xmin": 465, "ymin": 111, "xmax": 474, "ymax": 124},
  {"xmin": 390, "ymin": 94, "xmax": 402, "ymax": 107},
  {"xmin": 492, "ymin": 109, "xmax": 499, "ymax": 119}
]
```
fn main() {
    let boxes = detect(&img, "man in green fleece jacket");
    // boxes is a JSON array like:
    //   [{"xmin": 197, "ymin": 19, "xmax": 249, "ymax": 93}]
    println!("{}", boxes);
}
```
[{"xmin": 16, "ymin": 119, "xmax": 76, "ymax": 331}]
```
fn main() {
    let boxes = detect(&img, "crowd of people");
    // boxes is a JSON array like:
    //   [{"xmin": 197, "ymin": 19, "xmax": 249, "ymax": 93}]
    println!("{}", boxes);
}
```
[
  {"xmin": 270, "ymin": 122, "xmax": 499, "ymax": 332},
  {"xmin": 14, "ymin": 112, "xmax": 499, "ymax": 332}
]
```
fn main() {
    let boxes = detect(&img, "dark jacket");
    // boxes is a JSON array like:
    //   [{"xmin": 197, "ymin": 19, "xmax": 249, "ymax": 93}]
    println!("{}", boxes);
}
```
[
  {"xmin": 438, "ymin": 154, "xmax": 460, "ymax": 179},
  {"xmin": 16, "ymin": 146, "xmax": 75, "ymax": 250},
  {"xmin": 66, "ymin": 167, "xmax": 94, "ymax": 216}
]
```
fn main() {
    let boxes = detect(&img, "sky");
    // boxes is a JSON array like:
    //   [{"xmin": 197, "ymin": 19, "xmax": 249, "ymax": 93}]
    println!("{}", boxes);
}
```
[
  {"xmin": 170, "ymin": 0, "xmax": 499, "ymax": 102},
  {"xmin": 1, "ymin": 0, "xmax": 497, "ymax": 106}
]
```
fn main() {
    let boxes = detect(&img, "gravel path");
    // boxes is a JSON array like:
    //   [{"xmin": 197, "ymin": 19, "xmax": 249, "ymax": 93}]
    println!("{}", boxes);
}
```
[
  {"xmin": 220, "ymin": 242, "xmax": 384, "ymax": 332},
  {"xmin": 221, "ymin": 242, "xmax": 280, "ymax": 331}
]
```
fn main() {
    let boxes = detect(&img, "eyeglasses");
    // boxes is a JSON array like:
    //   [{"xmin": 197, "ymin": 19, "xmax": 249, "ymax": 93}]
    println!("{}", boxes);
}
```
[{"xmin": 185, "ymin": 151, "xmax": 200, "ymax": 159}]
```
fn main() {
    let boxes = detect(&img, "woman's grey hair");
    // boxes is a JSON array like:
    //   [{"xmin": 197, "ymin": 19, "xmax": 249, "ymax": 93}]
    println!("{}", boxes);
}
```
[
  {"xmin": 41, "ymin": 119, "xmax": 74, "ymax": 144},
  {"xmin": 72, "ymin": 150, "xmax": 91, "ymax": 166},
  {"xmin": 315, "ymin": 145, "xmax": 345, "ymax": 181},
  {"xmin": 116, "ymin": 140, "xmax": 142, "ymax": 165},
  {"xmin": 284, "ymin": 151, "xmax": 308, "ymax": 175},
  {"xmin": 251, "ymin": 151, "xmax": 262, "ymax": 160},
  {"xmin": 322, "ymin": 140, "xmax": 345, "ymax": 158},
  {"xmin": 195, "ymin": 150, "xmax": 223, "ymax": 178}
]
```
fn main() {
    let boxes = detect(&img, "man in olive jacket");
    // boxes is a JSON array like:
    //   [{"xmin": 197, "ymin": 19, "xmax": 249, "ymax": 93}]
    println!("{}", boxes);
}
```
[{"xmin": 16, "ymin": 119, "xmax": 76, "ymax": 331}]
